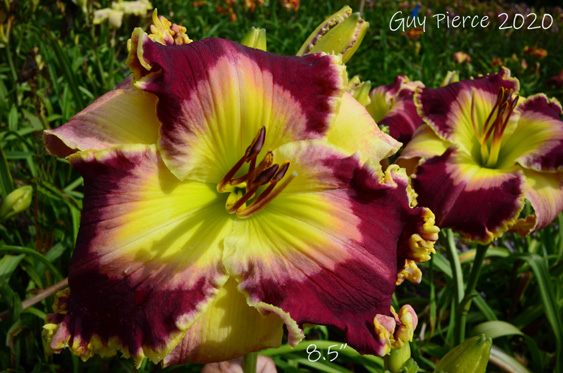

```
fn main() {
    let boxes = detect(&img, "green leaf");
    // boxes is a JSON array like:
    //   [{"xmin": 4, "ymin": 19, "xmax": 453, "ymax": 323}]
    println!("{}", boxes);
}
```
[
  {"xmin": 0, "ymin": 276, "xmax": 22, "ymax": 320},
  {"xmin": 8, "ymin": 105, "xmax": 18, "ymax": 131},
  {"xmin": 46, "ymin": 30, "xmax": 85, "ymax": 111},
  {"xmin": 0, "ymin": 254, "xmax": 25, "ymax": 280},
  {"xmin": 45, "ymin": 243, "xmax": 67, "ymax": 262},
  {"xmin": 0, "ymin": 145, "xmax": 14, "ymax": 198},
  {"xmin": 513, "ymin": 251, "xmax": 563, "ymax": 372},
  {"xmin": 471, "ymin": 321, "xmax": 523, "ymax": 339},
  {"xmin": 0, "ymin": 245, "xmax": 63, "ymax": 281},
  {"xmin": 489, "ymin": 345, "xmax": 531, "ymax": 373}
]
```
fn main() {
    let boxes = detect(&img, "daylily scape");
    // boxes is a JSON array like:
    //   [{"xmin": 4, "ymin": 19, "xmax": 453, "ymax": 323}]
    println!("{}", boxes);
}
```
[
  {"xmin": 398, "ymin": 67, "xmax": 563, "ymax": 244},
  {"xmin": 42, "ymin": 14, "xmax": 438, "ymax": 366}
]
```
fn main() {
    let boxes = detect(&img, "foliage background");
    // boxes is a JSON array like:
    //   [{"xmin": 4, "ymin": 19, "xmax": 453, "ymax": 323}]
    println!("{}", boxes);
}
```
[{"xmin": 1, "ymin": 0, "xmax": 562, "ymax": 371}]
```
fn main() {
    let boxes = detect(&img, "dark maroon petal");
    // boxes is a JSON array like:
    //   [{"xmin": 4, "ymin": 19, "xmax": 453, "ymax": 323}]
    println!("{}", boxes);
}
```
[
  {"xmin": 127, "ymin": 32, "xmax": 345, "ymax": 181},
  {"xmin": 413, "ymin": 147, "xmax": 525, "ymax": 243}
]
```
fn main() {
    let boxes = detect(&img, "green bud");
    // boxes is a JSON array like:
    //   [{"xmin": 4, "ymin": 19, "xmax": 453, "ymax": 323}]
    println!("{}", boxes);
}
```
[
  {"xmin": 0, "ymin": 186, "xmax": 33, "ymax": 222},
  {"xmin": 297, "ymin": 6, "xmax": 368, "ymax": 64},
  {"xmin": 240, "ymin": 27, "xmax": 267, "ymax": 51},
  {"xmin": 440, "ymin": 71, "xmax": 460, "ymax": 87},
  {"xmin": 347, "ymin": 75, "xmax": 372, "ymax": 107},
  {"xmin": 434, "ymin": 334, "xmax": 492, "ymax": 373},
  {"xmin": 384, "ymin": 343, "xmax": 413, "ymax": 373}
]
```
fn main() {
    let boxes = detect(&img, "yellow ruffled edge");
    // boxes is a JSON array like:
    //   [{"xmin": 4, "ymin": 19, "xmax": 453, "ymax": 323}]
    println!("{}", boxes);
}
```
[
  {"xmin": 147, "ymin": 10, "xmax": 192, "ymax": 46},
  {"xmin": 43, "ymin": 276, "xmax": 228, "ymax": 367},
  {"xmin": 376, "ymin": 164, "xmax": 439, "ymax": 285}
]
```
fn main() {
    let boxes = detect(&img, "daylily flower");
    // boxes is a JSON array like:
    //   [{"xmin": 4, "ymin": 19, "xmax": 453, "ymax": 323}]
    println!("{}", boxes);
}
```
[
  {"xmin": 93, "ymin": 0, "xmax": 153, "ymax": 29},
  {"xmin": 281, "ymin": 0, "xmax": 300, "ymax": 11},
  {"xmin": 398, "ymin": 67, "xmax": 563, "ymax": 243},
  {"xmin": 523, "ymin": 46, "xmax": 547, "ymax": 59},
  {"xmin": 402, "ymin": 27, "xmax": 423, "ymax": 40},
  {"xmin": 365, "ymin": 75, "xmax": 425, "ymax": 144},
  {"xmin": 453, "ymin": 51, "xmax": 471, "ymax": 64},
  {"xmin": 42, "ymin": 16, "xmax": 438, "ymax": 366}
]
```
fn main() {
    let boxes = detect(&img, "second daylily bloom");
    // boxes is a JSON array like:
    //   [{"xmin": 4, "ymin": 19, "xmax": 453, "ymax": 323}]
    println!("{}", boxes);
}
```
[
  {"xmin": 43, "ymin": 17, "xmax": 438, "ymax": 366},
  {"xmin": 399, "ymin": 67, "xmax": 563, "ymax": 243},
  {"xmin": 365, "ymin": 75, "xmax": 425, "ymax": 144}
]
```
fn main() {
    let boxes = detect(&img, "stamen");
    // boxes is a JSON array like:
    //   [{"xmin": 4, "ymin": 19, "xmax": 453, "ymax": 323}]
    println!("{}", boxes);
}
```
[
  {"xmin": 254, "ymin": 164, "xmax": 280, "ymax": 185},
  {"xmin": 485, "ymin": 92, "xmax": 518, "ymax": 168},
  {"xmin": 217, "ymin": 127, "xmax": 266, "ymax": 192},
  {"xmin": 219, "ymin": 128, "xmax": 294, "ymax": 217},
  {"xmin": 246, "ymin": 126, "xmax": 266, "ymax": 159},
  {"xmin": 226, "ymin": 184, "xmax": 260, "ymax": 213},
  {"xmin": 480, "ymin": 87, "xmax": 504, "ymax": 142},
  {"xmin": 237, "ymin": 170, "xmax": 297, "ymax": 218}
]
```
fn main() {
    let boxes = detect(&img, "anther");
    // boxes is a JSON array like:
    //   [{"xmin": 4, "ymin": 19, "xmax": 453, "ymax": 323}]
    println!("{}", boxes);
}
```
[
  {"xmin": 254, "ymin": 164, "xmax": 280, "ymax": 185},
  {"xmin": 237, "ymin": 170, "xmax": 297, "ymax": 218},
  {"xmin": 272, "ymin": 161, "xmax": 290, "ymax": 182},
  {"xmin": 245, "ymin": 126, "xmax": 266, "ymax": 160},
  {"xmin": 217, "ymin": 127, "xmax": 266, "ymax": 192}
]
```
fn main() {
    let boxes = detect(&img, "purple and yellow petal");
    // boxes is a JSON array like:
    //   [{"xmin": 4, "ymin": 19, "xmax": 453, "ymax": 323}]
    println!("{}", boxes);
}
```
[
  {"xmin": 366, "ymin": 75, "xmax": 424, "ymax": 143},
  {"xmin": 366, "ymin": 76, "xmax": 424, "ymax": 143},
  {"xmin": 127, "ymin": 31, "xmax": 346, "ymax": 182},
  {"xmin": 513, "ymin": 168, "xmax": 563, "ymax": 235},
  {"xmin": 45, "ymin": 145, "xmax": 232, "ymax": 364},
  {"xmin": 43, "ymin": 77, "xmax": 159, "ymax": 158},
  {"xmin": 222, "ymin": 141, "xmax": 437, "ymax": 356},
  {"xmin": 397, "ymin": 124, "xmax": 452, "ymax": 175},
  {"xmin": 500, "ymin": 94, "xmax": 563, "ymax": 171},
  {"xmin": 415, "ymin": 67, "xmax": 519, "ymax": 147},
  {"xmin": 327, "ymin": 92, "xmax": 401, "ymax": 162},
  {"xmin": 413, "ymin": 147, "xmax": 525, "ymax": 244},
  {"xmin": 163, "ymin": 278, "xmax": 283, "ymax": 366}
]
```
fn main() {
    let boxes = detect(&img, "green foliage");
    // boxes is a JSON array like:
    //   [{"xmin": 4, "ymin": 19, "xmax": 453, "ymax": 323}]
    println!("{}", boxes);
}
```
[{"xmin": 1, "ymin": 0, "xmax": 562, "ymax": 371}]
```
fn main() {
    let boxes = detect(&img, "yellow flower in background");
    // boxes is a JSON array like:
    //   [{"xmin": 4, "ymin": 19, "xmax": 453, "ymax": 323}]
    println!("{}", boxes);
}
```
[{"xmin": 93, "ymin": 0, "xmax": 152, "ymax": 29}]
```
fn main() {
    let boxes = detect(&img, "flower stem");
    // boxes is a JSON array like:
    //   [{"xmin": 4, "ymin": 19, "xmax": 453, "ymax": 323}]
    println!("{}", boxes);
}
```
[
  {"xmin": 457, "ymin": 243, "xmax": 489, "ymax": 343},
  {"xmin": 242, "ymin": 352, "xmax": 258, "ymax": 373},
  {"xmin": 443, "ymin": 229, "xmax": 464, "ymax": 345}
]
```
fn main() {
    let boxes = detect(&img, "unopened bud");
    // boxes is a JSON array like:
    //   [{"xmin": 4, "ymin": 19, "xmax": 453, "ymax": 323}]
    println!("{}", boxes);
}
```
[
  {"xmin": 241, "ymin": 27, "xmax": 267, "ymax": 51},
  {"xmin": 434, "ymin": 334, "xmax": 492, "ymax": 373},
  {"xmin": 297, "ymin": 6, "xmax": 368, "ymax": 64},
  {"xmin": 0, "ymin": 186, "xmax": 33, "ymax": 221},
  {"xmin": 440, "ymin": 71, "xmax": 460, "ymax": 87},
  {"xmin": 347, "ymin": 75, "xmax": 372, "ymax": 107}
]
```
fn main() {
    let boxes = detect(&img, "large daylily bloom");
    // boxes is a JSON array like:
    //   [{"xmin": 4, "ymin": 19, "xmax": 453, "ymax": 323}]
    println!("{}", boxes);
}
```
[
  {"xmin": 365, "ymin": 75, "xmax": 424, "ymax": 144},
  {"xmin": 43, "ymin": 22, "xmax": 438, "ymax": 366},
  {"xmin": 398, "ymin": 67, "xmax": 563, "ymax": 243}
]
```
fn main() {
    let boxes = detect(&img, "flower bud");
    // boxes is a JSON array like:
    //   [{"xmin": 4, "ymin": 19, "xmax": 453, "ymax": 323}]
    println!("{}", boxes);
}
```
[
  {"xmin": 240, "ymin": 27, "xmax": 267, "ymax": 51},
  {"xmin": 297, "ymin": 6, "xmax": 368, "ymax": 64},
  {"xmin": 0, "ymin": 186, "xmax": 33, "ymax": 222},
  {"xmin": 434, "ymin": 334, "xmax": 492, "ymax": 373},
  {"xmin": 440, "ymin": 71, "xmax": 460, "ymax": 87},
  {"xmin": 347, "ymin": 75, "xmax": 372, "ymax": 107}
]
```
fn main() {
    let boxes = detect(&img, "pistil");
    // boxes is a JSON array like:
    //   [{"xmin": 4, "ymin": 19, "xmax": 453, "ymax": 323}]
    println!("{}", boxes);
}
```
[
  {"xmin": 471, "ymin": 87, "xmax": 519, "ymax": 168},
  {"xmin": 218, "ymin": 127, "xmax": 295, "ymax": 218}
]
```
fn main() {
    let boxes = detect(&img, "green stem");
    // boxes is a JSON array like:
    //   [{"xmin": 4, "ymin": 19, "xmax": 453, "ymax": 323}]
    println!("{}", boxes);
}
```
[
  {"xmin": 5, "ymin": 45, "xmax": 17, "ymax": 83},
  {"xmin": 443, "ymin": 229, "xmax": 464, "ymax": 345},
  {"xmin": 242, "ymin": 352, "xmax": 258, "ymax": 373},
  {"xmin": 457, "ymin": 243, "xmax": 489, "ymax": 344}
]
